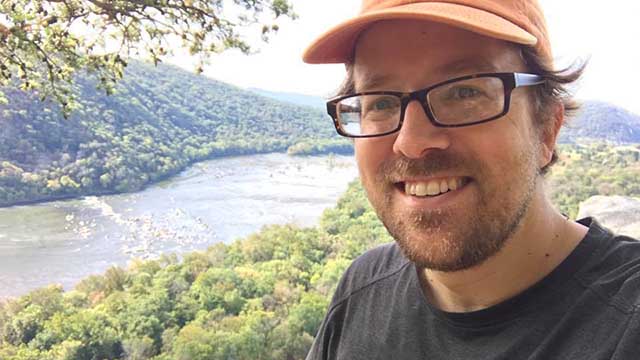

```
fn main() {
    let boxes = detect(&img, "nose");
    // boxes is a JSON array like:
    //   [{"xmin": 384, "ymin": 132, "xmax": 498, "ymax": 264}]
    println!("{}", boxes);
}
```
[{"xmin": 392, "ymin": 100, "xmax": 451, "ymax": 158}]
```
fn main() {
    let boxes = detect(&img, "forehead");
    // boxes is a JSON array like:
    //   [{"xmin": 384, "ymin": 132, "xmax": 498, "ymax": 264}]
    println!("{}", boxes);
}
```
[{"xmin": 353, "ymin": 20, "xmax": 526, "ymax": 91}]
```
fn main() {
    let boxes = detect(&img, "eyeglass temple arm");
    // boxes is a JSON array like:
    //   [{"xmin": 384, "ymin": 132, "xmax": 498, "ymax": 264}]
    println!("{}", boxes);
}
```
[{"xmin": 515, "ymin": 73, "xmax": 545, "ymax": 88}]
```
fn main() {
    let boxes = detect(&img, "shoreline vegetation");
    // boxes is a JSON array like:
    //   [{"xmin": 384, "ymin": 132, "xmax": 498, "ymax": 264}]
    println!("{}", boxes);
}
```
[
  {"xmin": 0, "ymin": 141, "xmax": 354, "ymax": 209},
  {"xmin": 0, "ymin": 60, "xmax": 353, "ymax": 208},
  {"xmin": 4, "ymin": 139, "xmax": 637, "ymax": 218}
]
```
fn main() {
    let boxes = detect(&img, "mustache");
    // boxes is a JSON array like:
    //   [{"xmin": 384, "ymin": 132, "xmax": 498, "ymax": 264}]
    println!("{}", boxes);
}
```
[{"xmin": 377, "ymin": 150, "xmax": 481, "ymax": 182}]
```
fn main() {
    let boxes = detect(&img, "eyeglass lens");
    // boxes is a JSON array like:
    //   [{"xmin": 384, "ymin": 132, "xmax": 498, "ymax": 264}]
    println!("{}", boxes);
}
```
[{"xmin": 336, "ymin": 76, "xmax": 506, "ymax": 136}]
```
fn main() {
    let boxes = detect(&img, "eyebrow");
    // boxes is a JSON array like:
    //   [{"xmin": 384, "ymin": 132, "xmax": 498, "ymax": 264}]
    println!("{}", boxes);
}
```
[
  {"xmin": 354, "ymin": 57, "xmax": 503, "ymax": 92},
  {"xmin": 355, "ymin": 72, "xmax": 395, "ymax": 93}
]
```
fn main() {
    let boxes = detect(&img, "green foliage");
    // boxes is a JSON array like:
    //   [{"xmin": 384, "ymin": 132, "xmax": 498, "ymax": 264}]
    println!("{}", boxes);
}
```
[
  {"xmin": 549, "ymin": 143, "xmax": 640, "ymax": 218},
  {"xmin": 287, "ymin": 138, "xmax": 354, "ymax": 156},
  {"xmin": 0, "ymin": 0, "xmax": 294, "ymax": 115},
  {"xmin": 0, "ymin": 181, "xmax": 391, "ymax": 359},
  {"xmin": 0, "ymin": 61, "xmax": 335, "ymax": 206}
]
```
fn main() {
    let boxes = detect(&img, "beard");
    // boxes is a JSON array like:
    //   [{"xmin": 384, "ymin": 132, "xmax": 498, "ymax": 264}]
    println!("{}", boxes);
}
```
[{"xmin": 362, "ymin": 147, "xmax": 539, "ymax": 272}]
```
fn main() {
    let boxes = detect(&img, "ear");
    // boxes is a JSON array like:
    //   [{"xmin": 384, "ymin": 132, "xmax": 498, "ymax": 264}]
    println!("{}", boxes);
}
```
[{"xmin": 538, "ymin": 101, "xmax": 564, "ymax": 168}]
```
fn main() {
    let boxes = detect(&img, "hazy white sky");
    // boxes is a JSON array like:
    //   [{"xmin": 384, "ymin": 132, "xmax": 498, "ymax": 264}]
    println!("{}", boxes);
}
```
[{"xmin": 168, "ymin": 0, "xmax": 640, "ymax": 115}]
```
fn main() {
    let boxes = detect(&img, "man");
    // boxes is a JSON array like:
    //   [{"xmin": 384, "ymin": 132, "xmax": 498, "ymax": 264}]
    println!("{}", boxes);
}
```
[{"xmin": 302, "ymin": 1, "xmax": 640, "ymax": 359}]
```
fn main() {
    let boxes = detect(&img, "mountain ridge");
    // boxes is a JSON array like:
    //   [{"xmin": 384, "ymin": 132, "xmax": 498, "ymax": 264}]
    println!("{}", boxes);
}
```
[
  {"xmin": 0, "ymin": 61, "xmax": 337, "ymax": 206},
  {"xmin": 247, "ymin": 88, "xmax": 326, "ymax": 109},
  {"xmin": 559, "ymin": 101, "xmax": 640, "ymax": 144}
]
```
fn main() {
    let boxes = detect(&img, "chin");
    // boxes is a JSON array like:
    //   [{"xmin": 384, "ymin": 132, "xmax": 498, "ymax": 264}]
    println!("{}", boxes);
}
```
[
  {"xmin": 387, "ymin": 217, "xmax": 504, "ymax": 272},
  {"xmin": 378, "ymin": 185, "xmax": 533, "ymax": 272}
]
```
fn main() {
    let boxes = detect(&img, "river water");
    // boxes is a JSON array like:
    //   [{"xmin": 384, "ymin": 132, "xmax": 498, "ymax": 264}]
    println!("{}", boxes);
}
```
[{"xmin": 0, "ymin": 153, "xmax": 359, "ymax": 298}]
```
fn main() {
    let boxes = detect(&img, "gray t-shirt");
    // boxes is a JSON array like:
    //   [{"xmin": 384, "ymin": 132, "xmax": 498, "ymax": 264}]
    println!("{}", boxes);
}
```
[{"xmin": 306, "ymin": 218, "xmax": 640, "ymax": 360}]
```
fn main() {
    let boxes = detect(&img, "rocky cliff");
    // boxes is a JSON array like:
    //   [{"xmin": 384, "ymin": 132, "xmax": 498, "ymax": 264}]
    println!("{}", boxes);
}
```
[{"xmin": 578, "ymin": 196, "xmax": 640, "ymax": 239}]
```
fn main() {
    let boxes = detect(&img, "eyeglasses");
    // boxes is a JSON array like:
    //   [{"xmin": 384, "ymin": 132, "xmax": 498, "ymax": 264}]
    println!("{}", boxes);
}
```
[{"xmin": 326, "ymin": 72, "xmax": 545, "ymax": 138}]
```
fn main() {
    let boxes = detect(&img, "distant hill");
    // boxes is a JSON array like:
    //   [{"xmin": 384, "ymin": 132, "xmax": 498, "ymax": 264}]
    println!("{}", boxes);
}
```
[
  {"xmin": 0, "ymin": 61, "xmax": 335, "ymax": 206},
  {"xmin": 559, "ymin": 101, "xmax": 640, "ymax": 144},
  {"xmin": 248, "ymin": 88, "xmax": 326, "ymax": 109}
]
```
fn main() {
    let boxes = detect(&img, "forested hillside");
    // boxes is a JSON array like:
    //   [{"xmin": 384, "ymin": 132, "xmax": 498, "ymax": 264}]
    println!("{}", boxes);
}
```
[
  {"xmin": 0, "ymin": 181, "xmax": 391, "ymax": 360},
  {"xmin": 0, "ymin": 61, "xmax": 336, "ymax": 206},
  {"xmin": 550, "ymin": 143, "xmax": 640, "ymax": 218}
]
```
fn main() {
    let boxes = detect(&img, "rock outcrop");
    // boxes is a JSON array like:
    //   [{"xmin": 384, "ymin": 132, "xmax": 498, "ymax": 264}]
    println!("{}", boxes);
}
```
[{"xmin": 577, "ymin": 196, "xmax": 640, "ymax": 239}]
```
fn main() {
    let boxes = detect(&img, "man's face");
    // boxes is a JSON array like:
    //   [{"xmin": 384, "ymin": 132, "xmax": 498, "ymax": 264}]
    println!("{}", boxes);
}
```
[{"xmin": 353, "ymin": 20, "xmax": 550, "ymax": 272}]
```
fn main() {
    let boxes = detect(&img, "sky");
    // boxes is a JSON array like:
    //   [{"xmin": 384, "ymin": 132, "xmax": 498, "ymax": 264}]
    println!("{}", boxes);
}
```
[{"xmin": 167, "ymin": 0, "xmax": 640, "ymax": 115}]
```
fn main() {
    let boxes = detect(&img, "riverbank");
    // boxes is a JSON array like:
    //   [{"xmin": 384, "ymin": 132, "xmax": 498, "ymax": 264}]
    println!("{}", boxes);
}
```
[
  {"xmin": 0, "ymin": 153, "xmax": 359, "ymax": 298},
  {"xmin": 0, "ymin": 142, "xmax": 354, "ymax": 209}
]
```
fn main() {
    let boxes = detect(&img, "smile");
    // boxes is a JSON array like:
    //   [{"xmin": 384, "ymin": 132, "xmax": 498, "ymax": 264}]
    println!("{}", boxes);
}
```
[{"xmin": 400, "ymin": 177, "xmax": 471, "ymax": 197}]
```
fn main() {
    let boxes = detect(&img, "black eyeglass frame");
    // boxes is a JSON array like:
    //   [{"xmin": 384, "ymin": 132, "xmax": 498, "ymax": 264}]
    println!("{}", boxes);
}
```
[{"xmin": 326, "ymin": 72, "xmax": 546, "ymax": 138}]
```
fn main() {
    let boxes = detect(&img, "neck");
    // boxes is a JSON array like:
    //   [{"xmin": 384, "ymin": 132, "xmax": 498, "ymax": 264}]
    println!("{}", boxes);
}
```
[{"xmin": 417, "ymin": 185, "xmax": 588, "ymax": 313}]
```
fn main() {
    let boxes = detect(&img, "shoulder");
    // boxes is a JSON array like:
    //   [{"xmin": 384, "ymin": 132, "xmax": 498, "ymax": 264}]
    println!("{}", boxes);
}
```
[
  {"xmin": 576, "ymin": 218, "xmax": 640, "ymax": 313},
  {"xmin": 305, "ymin": 243, "xmax": 411, "ymax": 360},
  {"xmin": 330, "ymin": 242, "xmax": 410, "ymax": 307}
]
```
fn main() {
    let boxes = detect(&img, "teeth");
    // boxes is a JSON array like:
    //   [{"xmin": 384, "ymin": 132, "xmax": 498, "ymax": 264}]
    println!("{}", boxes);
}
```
[
  {"xmin": 448, "ymin": 178, "xmax": 459, "ymax": 191},
  {"xmin": 415, "ymin": 183, "xmax": 428, "ymax": 196},
  {"xmin": 426, "ymin": 182, "xmax": 440, "ymax": 196},
  {"xmin": 440, "ymin": 180, "xmax": 449, "ymax": 194},
  {"xmin": 404, "ymin": 178, "xmax": 465, "ymax": 197}
]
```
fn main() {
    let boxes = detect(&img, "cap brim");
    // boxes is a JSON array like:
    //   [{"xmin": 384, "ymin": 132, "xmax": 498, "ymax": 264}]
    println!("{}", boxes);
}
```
[{"xmin": 303, "ymin": 2, "xmax": 537, "ymax": 64}]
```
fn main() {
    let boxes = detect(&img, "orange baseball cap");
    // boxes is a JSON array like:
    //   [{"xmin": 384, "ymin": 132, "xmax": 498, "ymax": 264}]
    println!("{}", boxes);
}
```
[{"xmin": 302, "ymin": 0, "xmax": 552, "ymax": 65}]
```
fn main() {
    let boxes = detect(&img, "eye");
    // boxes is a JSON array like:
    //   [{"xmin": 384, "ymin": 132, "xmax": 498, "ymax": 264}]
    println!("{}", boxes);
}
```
[
  {"xmin": 367, "ymin": 96, "xmax": 399, "ymax": 112},
  {"xmin": 450, "ymin": 86, "xmax": 482, "ymax": 100}
]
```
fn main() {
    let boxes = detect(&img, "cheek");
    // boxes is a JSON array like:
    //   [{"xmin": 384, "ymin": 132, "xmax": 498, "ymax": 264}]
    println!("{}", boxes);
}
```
[
  {"xmin": 354, "ymin": 137, "xmax": 395, "ymax": 182},
  {"xmin": 458, "ymin": 124, "xmax": 511, "ymax": 161},
  {"xmin": 459, "ymin": 120, "xmax": 538, "ymax": 178}
]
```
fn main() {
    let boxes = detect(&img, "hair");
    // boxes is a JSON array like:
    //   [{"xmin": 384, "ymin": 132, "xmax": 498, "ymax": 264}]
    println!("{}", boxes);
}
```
[
  {"xmin": 333, "ymin": 45, "xmax": 588, "ymax": 175},
  {"xmin": 519, "ymin": 46, "xmax": 587, "ymax": 174}
]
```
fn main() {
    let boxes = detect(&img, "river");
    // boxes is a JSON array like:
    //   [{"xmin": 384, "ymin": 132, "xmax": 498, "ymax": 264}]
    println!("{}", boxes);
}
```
[{"xmin": 0, "ymin": 153, "xmax": 359, "ymax": 299}]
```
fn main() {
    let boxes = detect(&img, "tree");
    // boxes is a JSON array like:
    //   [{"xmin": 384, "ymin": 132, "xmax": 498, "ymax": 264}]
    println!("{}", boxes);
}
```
[{"xmin": 0, "ymin": 0, "xmax": 294, "ymax": 115}]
